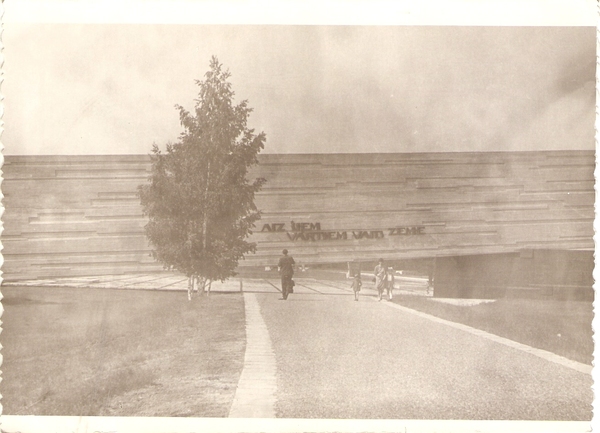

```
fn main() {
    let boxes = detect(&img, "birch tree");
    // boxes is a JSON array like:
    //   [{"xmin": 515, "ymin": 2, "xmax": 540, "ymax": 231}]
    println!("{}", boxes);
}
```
[{"xmin": 138, "ymin": 56, "xmax": 266, "ymax": 299}]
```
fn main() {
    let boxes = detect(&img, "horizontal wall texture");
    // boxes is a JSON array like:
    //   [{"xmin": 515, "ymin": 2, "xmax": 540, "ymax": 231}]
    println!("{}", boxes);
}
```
[{"xmin": 2, "ymin": 151, "xmax": 594, "ymax": 281}]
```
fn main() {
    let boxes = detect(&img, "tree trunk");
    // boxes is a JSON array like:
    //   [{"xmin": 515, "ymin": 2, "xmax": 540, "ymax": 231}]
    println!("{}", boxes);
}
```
[
  {"xmin": 187, "ymin": 275, "xmax": 194, "ymax": 301},
  {"xmin": 202, "ymin": 161, "xmax": 211, "ymax": 251}
]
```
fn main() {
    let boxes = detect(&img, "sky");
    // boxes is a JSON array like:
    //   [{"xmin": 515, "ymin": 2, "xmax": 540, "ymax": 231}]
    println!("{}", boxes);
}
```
[{"xmin": 2, "ymin": 6, "xmax": 596, "ymax": 155}]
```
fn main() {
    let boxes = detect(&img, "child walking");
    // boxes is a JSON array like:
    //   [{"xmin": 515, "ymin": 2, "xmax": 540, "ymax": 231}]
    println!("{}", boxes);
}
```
[
  {"xmin": 386, "ymin": 266, "xmax": 395, "ymax": 301},
  {"xmin": 374, "ymin": 259, "xmax": 386, "ymax": 301},
  {"xmin": 351, "ymin": 273, "xmax": 362, "ymax": 301}
]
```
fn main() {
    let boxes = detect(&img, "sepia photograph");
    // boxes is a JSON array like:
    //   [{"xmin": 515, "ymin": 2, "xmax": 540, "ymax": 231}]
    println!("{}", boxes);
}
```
[{"xmin": 0, "ymin": 1, "xmax": 596, "ymax": 432}]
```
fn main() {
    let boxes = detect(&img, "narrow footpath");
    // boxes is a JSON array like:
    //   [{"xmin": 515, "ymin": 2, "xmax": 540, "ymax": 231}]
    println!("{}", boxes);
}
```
[{"xmin": 228, "ymin": 293, "xmax": 277, "ymax": 417}]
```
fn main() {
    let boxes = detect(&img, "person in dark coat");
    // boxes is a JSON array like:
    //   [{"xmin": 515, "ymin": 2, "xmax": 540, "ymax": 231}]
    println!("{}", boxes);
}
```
[{"xmin": 278, "ymin": 249, "xmax": 295, "ymax": 300}]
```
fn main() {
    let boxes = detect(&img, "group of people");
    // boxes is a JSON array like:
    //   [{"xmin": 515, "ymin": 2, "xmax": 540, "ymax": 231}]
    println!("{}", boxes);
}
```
[
  {"xmin": 278, "ymin": 250, "xmax": 395, "ymax": 302},
  {"xmin": 351, "ymin": 258, "xmax": 394, "ymax": 302}
]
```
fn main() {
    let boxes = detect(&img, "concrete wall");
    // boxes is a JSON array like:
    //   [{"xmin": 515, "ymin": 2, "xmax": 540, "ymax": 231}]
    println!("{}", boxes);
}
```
[
  {"xmin": 2, "ymin": 151, "xmax": 594, "ymax": 281},
  {"xmin": 434, "ymin": 250, "xmax": 594, "ymax": 300}
]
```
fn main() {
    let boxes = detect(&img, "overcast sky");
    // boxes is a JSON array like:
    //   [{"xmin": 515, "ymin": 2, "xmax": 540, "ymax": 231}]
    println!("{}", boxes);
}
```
[{"xmin": 3, "ymin": 23, "xmax": 595, "ymax": 155}]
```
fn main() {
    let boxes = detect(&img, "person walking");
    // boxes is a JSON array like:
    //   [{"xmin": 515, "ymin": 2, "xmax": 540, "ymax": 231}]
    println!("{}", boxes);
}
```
[
  {"xmin": 386, "ymin": 266, "xmax": 395, "ymax": 301},
  {"xmin": 374, "ymin": 258, "xmax": 386, "ymax": 301},
  {"xmin": 278, "ymin": 249, "xmax": 295, "ymax": 300},
  {"xmin": 351, "ymin": 272, "xmax": 362, "ymax": 301}
]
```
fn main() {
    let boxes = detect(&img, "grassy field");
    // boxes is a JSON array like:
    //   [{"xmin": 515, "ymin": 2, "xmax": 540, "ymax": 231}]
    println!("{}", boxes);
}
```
[
  {"xmin": 1, "ymin": 286, "xmax": 246, "ymax": 416},
  {"xmin": 392, "ymin": 295, "xmax": 594, "ymax": 365}
]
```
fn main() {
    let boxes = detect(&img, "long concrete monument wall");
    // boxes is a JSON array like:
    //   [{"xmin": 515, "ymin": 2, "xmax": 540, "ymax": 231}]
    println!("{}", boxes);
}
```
[{"xmin": 2, "ymin": 151, "xmax": 594, "ymax": 281}]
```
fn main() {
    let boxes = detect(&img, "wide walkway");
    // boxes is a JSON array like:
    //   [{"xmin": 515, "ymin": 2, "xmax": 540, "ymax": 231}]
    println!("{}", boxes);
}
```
[{"xmin": 255, "ymin": 286, "xmax": 592, "ymax": 420}]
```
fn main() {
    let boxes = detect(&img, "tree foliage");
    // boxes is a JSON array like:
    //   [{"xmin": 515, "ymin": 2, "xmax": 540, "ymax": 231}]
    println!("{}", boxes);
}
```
[{"xmin": 138, "ymin": 56, "xmax": 266, "ymax": 287}]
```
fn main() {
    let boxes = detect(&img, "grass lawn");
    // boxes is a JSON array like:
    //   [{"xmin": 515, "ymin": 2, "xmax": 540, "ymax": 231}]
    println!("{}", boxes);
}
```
[
  {"xmin": 393, "ymin": 295, "xmax": 593, "ymax": 365},
  {"xmin": 1, "ymin": 286, "xmax": 246, "ymax": 416}
]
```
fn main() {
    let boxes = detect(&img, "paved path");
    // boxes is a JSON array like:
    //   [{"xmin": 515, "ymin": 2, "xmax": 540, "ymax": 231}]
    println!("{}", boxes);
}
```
[
  {"xmin": 229, "ymin": 293, "xmax": 277, "ymax": 418},
  {"xmin": 254, "ymin": 283, "xmax": 592, "ymax": 420}
]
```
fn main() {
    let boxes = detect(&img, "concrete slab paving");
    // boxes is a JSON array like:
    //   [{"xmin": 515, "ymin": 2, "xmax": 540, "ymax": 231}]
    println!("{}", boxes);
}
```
[
  {"xmin": 229, "ymin": 292, "xmax": 277, "ymax": 418},
  {"xmin": 4, "ymin": 273, "xmax": 245, "ymax": 293}
]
